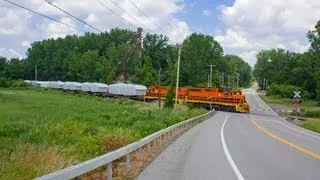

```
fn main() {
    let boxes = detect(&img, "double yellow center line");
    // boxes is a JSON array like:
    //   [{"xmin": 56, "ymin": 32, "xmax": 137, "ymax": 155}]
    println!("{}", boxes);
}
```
[{"xmin": 251, "ymin": 119, "xmax": 320, "ymax": 160}]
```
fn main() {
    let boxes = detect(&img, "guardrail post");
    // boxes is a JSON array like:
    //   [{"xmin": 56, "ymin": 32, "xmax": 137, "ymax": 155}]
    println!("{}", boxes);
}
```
[
  {"xmin": 138, "ymin": 147, "xmax": 142, "ymax": 161},
  {"xmin": 107, "ymin": 162, "xmax": 112, "ymax": 180},
  {"xmin": 147, "ymin": 142, "xmax": 151, "ymax": 153},
  {"xmin": 126, "ymin": 153, "xmax": 131, "ymax": 170}
]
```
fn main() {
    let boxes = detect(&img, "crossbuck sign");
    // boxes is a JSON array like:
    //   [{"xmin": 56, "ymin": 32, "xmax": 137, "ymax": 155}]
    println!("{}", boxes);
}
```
[{"xmin": 293, "ymin": 91, "xmax": 301, "ymax": 99}]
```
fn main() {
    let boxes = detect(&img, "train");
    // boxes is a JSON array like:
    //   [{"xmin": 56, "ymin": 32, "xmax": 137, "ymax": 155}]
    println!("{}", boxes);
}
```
[
  {"xmin": 26, "ymin": 81, "xmax": 249, "ymax": 113},
  {"xmin": 145, "ymin": 86, "xmax": 250, "ymax": 113}
]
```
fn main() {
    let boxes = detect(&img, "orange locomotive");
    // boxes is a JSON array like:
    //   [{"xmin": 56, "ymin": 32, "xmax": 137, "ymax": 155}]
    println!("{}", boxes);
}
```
[{"xmin": 145, "ymin": 86, "xmax": 249, "ymax": 113}]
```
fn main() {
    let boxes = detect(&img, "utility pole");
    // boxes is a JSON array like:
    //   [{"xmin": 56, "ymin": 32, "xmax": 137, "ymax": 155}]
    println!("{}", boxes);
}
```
[
  {"xmin": 157, "ymin": 68, "xmax": 161, "ymax": 108},
  {"xmin": 136, "ymin": 27, "xmax": 143, "ymax": 67},
  {"xmin": 266, "ymin": 79, "xmax": 268, "ymax": 90},
  {"xmin": 237, "ymin": 76, "xmax": 239, "ymax": 89},
  {"xmin": 207, "ymin": 75, "xmax": 210, "ymax": 87},
  {"xmin": 207, "ymin": 64, "xmax": 215, "ymax": 87},
  {"xmin": 228, "ymin": 76, "xmax": 230, "ymax": 88},
  {"xmin": 232, "ymin": 76, "xmax": 235, "ymax": 89},
  {"xmin": 35, "ymin": 65, "xmax": 38, "ymax": 81},
  {"xmin": 221, "ymin": 72, "xmax": 225, "ymax": 87},
  {"xmin": 263, "ymin": 78, "xmax": 266, "ymax": 91},
  {"xmin": 175, "ymin": 46, "xmax": 181, "ymax": 107}
]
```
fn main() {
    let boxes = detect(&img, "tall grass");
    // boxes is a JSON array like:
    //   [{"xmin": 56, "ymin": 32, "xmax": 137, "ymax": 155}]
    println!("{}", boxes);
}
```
[
  {"xmin": 303, "ymin": 119, "xmax": 320, "ymax": 133},
  {"xmin": 0, "ymin": 88, "xmax": 206, "ymax": 179}
]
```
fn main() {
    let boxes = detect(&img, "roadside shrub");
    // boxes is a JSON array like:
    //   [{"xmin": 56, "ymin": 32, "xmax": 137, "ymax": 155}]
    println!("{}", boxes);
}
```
[
  {"xmin": 0, "ymin": 77, "xmax": 10, "ymax": 87},
  {"xmin": 266, "ymin": 84, "xmax": 305, "ymax": 98},
  {"xmin": 304, "ymin": 109, "xmax": 320, "ymax": 118},
  {"xmin": 0, "ymin": 78, "xmax": 28, "ymax": 88},
  {"xmin": 11, "ymin": 80, "xmax": 28, "ymax": 87},
  {"xmin": 164, "ymin": 86, "xmax": 175, "ymax": 108}
]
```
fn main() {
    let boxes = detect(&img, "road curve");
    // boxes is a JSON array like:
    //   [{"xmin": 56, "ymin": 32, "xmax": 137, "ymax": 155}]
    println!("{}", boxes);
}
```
[{"xmin": 138, "ymin": 86, "xmax": 320, "ymax": 180}]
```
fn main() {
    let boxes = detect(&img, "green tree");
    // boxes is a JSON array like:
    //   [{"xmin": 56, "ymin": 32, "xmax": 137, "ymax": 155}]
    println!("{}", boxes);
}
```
[
  {"xmin": 223, "ymin": 55, "xmax": 252, "ymax": 87},
  {"xmin": 180, "ymin": 33, "xmax": 224, "ymax": 86},
  {"xmin": 307, "ymin": 20, "xmax": 320, "ymax": 100},
  {"xmin": 0, "ymin": 56, "xmax": 7, "ymax": 77},
  {"xmin": 135, "ymin": 56, "xmax": 156, "ymax": 87},
  {"xmin": 253, "ymin": 49, "xmax": 297, "ymax": 88},
  {"xmin": 4, "ymin": 58, "xmax": 25, "ymax": 79}
]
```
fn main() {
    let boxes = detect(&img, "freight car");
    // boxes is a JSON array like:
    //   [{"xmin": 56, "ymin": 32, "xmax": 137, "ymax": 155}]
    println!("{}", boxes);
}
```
[
  {"xmin": 145, "ymin": 86, "xmax": 249, "ymax": 113},
  {"xmin": 28, "ymin": 81, "xmax": 147, "ymax": 99}
]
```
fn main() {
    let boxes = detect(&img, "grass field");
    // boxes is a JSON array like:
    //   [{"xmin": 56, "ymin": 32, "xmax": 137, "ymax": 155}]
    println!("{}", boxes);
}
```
[
  {"xmin": 302, "ymin": 119, "xmax": 320, "ymax": 133},
  {"xmin": 0, "ymin": 88, "xmax": 206, "ymax": 179},
  {"xmin": 260, "ymin": 94, "xmax": 320, "ymax": 133}
]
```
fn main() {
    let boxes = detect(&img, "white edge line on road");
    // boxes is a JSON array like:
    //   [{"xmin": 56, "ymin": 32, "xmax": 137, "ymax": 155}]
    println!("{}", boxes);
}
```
[
  {"xmin": 255, "ymin": 118, "xmax": 320, "ymax": 140},
  {"xmin": 252, "ymin": 92, "xmax": 263, "ymax": 108},
  {"xmin": 220, "ymin": 115, "xmax": 245, "ymax": 180}
]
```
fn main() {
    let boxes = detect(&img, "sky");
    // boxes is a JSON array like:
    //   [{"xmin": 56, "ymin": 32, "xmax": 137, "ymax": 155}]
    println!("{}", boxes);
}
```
[{"xmin": 0, "ymin": 0, "xmax": 320, "ymax": 66}]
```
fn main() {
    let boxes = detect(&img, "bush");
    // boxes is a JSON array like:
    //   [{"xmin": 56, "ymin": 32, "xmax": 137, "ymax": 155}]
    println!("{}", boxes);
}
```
[
  {"xmin": 0, "ymin": 77, "xmax": 10, "ymax": 88},
  {"xmin": 164, "ymin": 86, "xmax": 175, "ymax": 108},
  {"xmin": 11, "ymin": 80, "xmax": 28, "ymax": 87},
  {"xmin": 266, "ymin": 84, "xmax": 306, "ymax": 98},
  {"xmin": 304, "ymin": 109, "xmax": 320, "ymax": 118},
  {"xmin": 0, "ymin": 78, "xmax": 28, "ymax": 88}
]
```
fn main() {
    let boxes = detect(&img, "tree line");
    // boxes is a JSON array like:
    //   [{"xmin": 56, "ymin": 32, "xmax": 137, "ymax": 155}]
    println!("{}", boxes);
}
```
[
  {"xmin": 0, "ymin": 28, "xmax": 252, "ymax": 88},
  {"xmin": 253, "ymin": 20, "xmax": 320, "ymax": 100}
]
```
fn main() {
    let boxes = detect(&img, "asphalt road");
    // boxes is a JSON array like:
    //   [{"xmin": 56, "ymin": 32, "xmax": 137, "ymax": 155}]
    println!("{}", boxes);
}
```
[{"xmin": 138, "ymin": 85, "xmax": 320, "ymax": 180}]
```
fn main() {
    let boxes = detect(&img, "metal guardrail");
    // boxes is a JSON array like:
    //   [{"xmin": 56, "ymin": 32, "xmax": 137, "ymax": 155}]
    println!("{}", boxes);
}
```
[{"xmin": 37, "ymin": 110, "xmax": 215, "ymax": 180}]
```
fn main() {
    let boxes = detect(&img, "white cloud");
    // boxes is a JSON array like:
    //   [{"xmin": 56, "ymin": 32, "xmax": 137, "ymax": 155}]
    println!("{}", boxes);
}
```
[
  {"xmin": 202, "ymin": 10, "xmax": 211, "ymax": 16},
  {"xmin": 0, "ymin": 48, "xmax": 23, "ymax": 59},
  {"xmin": 167, "ymin": 19, "xmax": 191, "ymax": 43},
  {"xmin": 86, "ymin": 13, "xmax": 99, "ymax": 24},
  {"xmin": 22, "ymin": 41, "xmax": 31, "ymax": 47},
  {"xmin": 0, "ymin": 7, "xmax": 31, "ymax": 35},
  {"xmin": 216, "ymin": 0, "xmax": 320, "ymax": 66},
  {"xmin": 43, "ymin": 17, "xmax": 80, "ymax": 39},
  {"xmin": 0, "ymin": 0, "xmax": 189, "ymax": 59}
]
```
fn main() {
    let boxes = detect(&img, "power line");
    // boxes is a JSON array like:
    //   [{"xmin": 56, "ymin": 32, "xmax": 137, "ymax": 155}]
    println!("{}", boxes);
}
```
[
  {"xmin": 107, "ymin": 0, "xmax": 156, "ymax": 34},
  {"xmin": 95, "ymin": 0, "xmax": 138, "ymax": 29},
  {"xmin": 3, "ymin": 0, "xmax": 86, "ymax": 33},
  {"xmin": 95, "ymin": 0, "xmax": 172, "ymax": 63},
  {"xmin": 127, "ymin": 0, "xmax": 179, "ymax": 43},
  {"xmin": 43, "ymin": 0, "xmax": 103, "ymax": 33},
  {"xmin": 96, "ymin": 0, "xmax": 178, "ymax": 44}
]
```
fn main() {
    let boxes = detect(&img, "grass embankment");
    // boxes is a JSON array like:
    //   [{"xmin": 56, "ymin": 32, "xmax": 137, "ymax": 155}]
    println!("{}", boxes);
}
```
[
  {"xmin": 260, "ymin": 94, "xmax": 320, "ymax": 133},
  {"xmin": 0, "ymin": 88, "xmax": 206, "ymax": 179}
]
